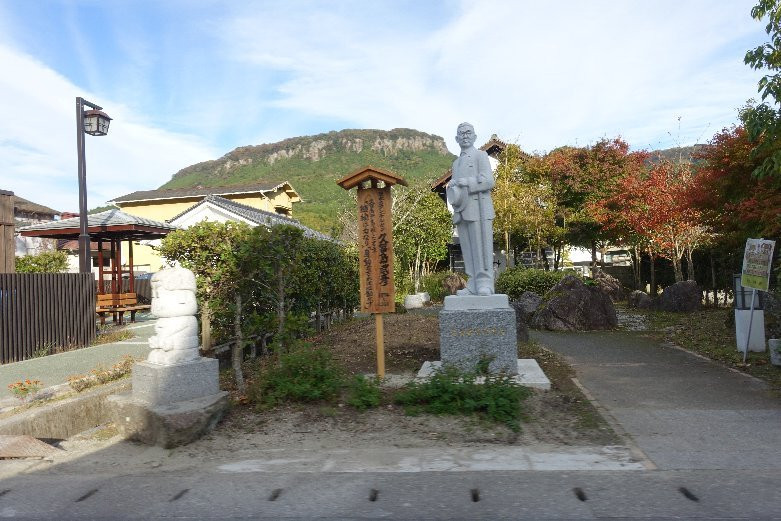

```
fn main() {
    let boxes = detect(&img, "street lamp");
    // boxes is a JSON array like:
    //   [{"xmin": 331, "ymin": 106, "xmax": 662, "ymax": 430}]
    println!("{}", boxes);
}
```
[{"xmin": 76, "ymin": 97, "xmax": 112, "ymax": 274}]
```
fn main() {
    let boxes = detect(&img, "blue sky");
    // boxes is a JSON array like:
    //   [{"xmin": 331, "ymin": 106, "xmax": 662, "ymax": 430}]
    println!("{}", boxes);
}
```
[{"xmin": 0, "ymin": 0, "xmax": 770, "ymax": 213}]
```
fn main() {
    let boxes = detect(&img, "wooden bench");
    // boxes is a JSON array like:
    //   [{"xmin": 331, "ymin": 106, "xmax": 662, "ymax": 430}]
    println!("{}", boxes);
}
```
[{"xmin": 96, "ymin": 292, "xmax": 151, "ymax": 325}]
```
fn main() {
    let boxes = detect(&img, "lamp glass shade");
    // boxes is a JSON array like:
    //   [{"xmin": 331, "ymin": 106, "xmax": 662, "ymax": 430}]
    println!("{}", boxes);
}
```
[{"xmin": 83, "ymin": 109, "xmax": 111, "ymax": 136}]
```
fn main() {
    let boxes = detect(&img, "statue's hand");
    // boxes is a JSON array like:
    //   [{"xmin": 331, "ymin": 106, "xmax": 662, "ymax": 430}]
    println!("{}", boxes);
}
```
[{"xmin": 457, "ymin": 178, "xmax": 468, "ymax": 187}]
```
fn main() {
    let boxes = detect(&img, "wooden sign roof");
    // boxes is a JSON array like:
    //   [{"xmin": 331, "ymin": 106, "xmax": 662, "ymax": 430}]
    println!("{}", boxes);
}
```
[{"xmin": 337, "ymin": 166, "xmax": 408, "ymax": 190}]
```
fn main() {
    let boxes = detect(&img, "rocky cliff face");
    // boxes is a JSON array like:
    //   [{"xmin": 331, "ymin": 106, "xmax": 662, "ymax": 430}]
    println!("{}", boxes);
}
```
[{"xmin": 167, "ymin": 128, "xmax": 450, "ymax": 184}]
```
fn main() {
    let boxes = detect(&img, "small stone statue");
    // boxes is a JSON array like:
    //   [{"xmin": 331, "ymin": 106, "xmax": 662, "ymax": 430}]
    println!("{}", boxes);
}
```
[
  {"xmin": 147, "ymin": 267, "xmax": 200, "ymax": 365},
  {"xmin": 447, "ymin": 122, "xmax": 495, "ymax": 295}
]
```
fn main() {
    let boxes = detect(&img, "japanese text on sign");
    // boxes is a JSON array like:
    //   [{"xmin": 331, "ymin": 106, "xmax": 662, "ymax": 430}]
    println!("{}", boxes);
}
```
[
  {"xmin": 741, "ymin": 238, "xmax": 776, "ymax": 291},
  {"xmin": 357, "ymin": 186, "xmax": 395, "ymax": 313}
]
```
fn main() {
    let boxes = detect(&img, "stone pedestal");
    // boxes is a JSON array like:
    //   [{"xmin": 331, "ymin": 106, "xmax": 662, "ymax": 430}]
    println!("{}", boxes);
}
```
[
  {"xmin": 108, "ymin": 358, "xmax": 229, "ymax": 448},
  {"xmin": 132, "ymin": 359, "xmax": 220, "ymax": 405},
  {"xmin": 439, "ymin": 294, "xmax": 518, "ymax": 374}
]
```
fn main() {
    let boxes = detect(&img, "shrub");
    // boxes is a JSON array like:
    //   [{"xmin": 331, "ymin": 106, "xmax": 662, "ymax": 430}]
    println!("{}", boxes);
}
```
[
  {"xmin": 346, "ymin": 374, "xmax": 382, "ymax": 410},
  {"xmin": 496, "ymin": 268, "xmax": 572, "ymax": 300},
  {"xmin": 394, "ymin": 367, "xmax": 532, "ymax": 431},
  {"xmin": 420, "ymin": 271, "xmax": 457, "ymax": 302},
  {"xmin": 251, "ymin": 343, "xmax": 344, "ymax": 407},
  {"xmin": 15, "ymin": 250, "xmax": 69, "ymax": 273}
]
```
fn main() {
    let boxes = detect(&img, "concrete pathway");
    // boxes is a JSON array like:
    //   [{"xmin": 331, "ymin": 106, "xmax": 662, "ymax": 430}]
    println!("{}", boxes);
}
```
[
  {"xmin": 0, "ymin": 316, "xmax": 153, "ymax": 402},
  {"xmin": 530, "ymin": 330, "xmax": 781, "ymax": 471}
]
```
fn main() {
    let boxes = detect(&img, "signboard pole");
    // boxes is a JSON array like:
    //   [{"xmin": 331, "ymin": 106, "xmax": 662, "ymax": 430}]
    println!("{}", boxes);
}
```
[
  {"xmin": 337, "ymin": 166, "xmax": 408, "ymax": 381},
  {"xmin": 743, "ymin": 289, "xmax": 757, "ymax": 364},
  {"xmin": 739, "ymin": 237, "xmax": 776, "ymax": 362},
  {"xmin": 375, "ymin": 313, "xmax": 385, "ymax": 379}
]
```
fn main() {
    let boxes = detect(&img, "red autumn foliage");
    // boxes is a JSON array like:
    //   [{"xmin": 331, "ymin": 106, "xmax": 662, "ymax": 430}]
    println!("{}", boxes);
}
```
[{"xmin": 691, "ymin": 125, "xmax": 781, "ymax": 243}]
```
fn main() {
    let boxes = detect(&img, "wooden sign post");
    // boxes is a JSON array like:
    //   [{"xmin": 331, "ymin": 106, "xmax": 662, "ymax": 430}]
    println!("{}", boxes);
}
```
[
  {"xmin": 0, "ymin": 190, "xmax": 14, "ymax": 273},
  {"xmin": 337, "ymin": 166, "xmax": 407, "ymax": 379}
]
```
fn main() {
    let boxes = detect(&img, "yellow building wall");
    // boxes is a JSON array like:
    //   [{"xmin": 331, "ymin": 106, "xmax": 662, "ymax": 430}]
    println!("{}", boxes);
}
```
[{"xmin": 116, "ymin": 188, "xmax": 298, "ymax": 273}]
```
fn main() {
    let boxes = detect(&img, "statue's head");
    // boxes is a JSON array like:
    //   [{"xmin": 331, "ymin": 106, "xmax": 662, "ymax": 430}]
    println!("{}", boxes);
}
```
[
  {"xmin": 456, "ymin": 122, "xmax": 476, "ymax": 149},
  {"xmin": 150, "ymin": 267, "xmax": 198, "ymax": 318}
]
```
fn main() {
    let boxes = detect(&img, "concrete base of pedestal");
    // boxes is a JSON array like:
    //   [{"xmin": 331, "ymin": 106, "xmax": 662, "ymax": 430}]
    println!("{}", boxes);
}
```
[
  {"xmin": 108, "ymin": 391, "xmax": 229, "ymax": 449},
  {"xmin": 439, "ymin": 295, "xmax": 518, "ymax": 374},
  {"xmin": 416, "ymin": 359, "xmax": 551, "ymax": 390},
  {"xmin": 107, "ymin": 357, "xmax": 228, "ymax": 448}
]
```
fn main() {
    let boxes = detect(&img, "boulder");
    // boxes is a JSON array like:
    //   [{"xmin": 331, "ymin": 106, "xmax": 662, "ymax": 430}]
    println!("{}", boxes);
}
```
[
  {"xmin": 593, "ymin": 270, "xmax": 626, "ymax": 302},
  {"xmin": 657, "ymin": 281, "xmax": 701, "ymax": 312},
  {"xmin": 531, "ymin": 275, "xmax": 617, "ymax": 331},
  {"xmin": 512, "ymin": 291, "xmax": 542, "ymax": 323},
  {"xmin": 628, "ymin": 290, "xmax": 653, "ymax": 309},
  {"xmin": 442, "ymin": 273, "xmax": 466, "ymax": 296},
  {"xmin": 509, "ymin": 301, "xmax": 531, "ymax": 342}
]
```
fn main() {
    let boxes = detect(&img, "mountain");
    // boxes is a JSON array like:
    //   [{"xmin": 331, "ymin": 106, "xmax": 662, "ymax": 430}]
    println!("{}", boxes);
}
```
[
  {"xmin": 648, "ymin": 144, "xmax": 705, "ymax": 165},
  {"xmin": 161, "ymin": 128, "xmax": 455, "ymax": 233}
]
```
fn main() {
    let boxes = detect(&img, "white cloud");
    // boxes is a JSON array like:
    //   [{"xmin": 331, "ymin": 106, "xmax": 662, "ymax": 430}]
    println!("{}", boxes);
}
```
[
  {"xmin": 217, "ymin": 0, "xmax": 766, "ymax": 153},
  {"xmin": 0, "ymin": 44, "xmax": 216, "ymax": 213}
]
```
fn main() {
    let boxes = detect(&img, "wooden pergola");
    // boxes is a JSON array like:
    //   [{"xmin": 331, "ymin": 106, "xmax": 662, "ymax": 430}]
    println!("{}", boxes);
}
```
[{"xmin": 19, "ymin": 210, "xmax": 177, "ymax": 294}]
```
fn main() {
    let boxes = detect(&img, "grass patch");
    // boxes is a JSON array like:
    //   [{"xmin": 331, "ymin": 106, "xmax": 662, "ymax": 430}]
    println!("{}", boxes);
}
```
[
  {"xmin": 394, "ymin": 366, "xmax": 531, "ymax": 432},
  {"xmin": 640, "ymin": 308, "xmax": 781, "ymax": 392},
  {"xmin": 249, "ymin": 344, "xmax": 345, "ymax": 408},
  {"xmin": 345, "ymin": 375, "xmax": 381, "ymax": 410}
]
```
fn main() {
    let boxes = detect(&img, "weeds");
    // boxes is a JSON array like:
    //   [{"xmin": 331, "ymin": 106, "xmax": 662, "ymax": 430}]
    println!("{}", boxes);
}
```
[
  {"xmin": 345, "ymin": 375, "xmax": 381, "ymax": 410},
  {"xmin": 92, "ymin": 327, "xmax": 134, "ymax": 346},
  {"xmin": 394, "ymin": 366, "xmax": 531, "ymax": 431},
  {"xmin": 31, "ymin": 342, "xmax": 55, "ymax": 359},
  {"xmin": 68, "ymin": 355, "xmax": 138, "ymax": 393},
  {"xmin": 250, "ymin": 344, "xmax": 344, "ymax": 408}
]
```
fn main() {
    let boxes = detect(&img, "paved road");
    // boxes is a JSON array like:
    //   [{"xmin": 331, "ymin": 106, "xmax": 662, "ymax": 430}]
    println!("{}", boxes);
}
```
[
  {"xmin": 0, "ymin": 469, "xmax": 778, "ymax": 519},
  {"xmin": 530, "ymin": 330, "xmax": 781, "ymax": 471},
  {"xmin": 0, "ymin": 317, "xmax": 153, "ymax": 402}
]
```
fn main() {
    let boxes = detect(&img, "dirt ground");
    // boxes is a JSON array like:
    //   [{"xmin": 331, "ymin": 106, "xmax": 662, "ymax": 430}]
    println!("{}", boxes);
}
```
[
  {"xmin": 0, "ymin": 310, "xmax": 627, "ymax": 476},
  {"xmin": 209, "ymin": 310, "xmax": 621, "ymax": 451}
]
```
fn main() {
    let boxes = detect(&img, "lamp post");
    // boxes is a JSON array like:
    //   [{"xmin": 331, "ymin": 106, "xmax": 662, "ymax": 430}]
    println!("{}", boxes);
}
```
[{"xmin": 76, "ymin": 97, "xmax": 111, "ymax": 274}]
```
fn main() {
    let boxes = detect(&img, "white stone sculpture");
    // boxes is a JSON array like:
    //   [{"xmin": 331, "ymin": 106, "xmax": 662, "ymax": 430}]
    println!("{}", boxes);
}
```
[
  {"xmin": 446, "ymin": 122, "xmax": 495, "ymax": 295},
  {"xmin": 147, "ymin": 267, "xmax": 200, "ymax": 365}
]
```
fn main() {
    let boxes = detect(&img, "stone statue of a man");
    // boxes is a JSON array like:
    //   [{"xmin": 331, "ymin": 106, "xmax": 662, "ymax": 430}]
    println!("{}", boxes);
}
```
[{"xmin": 446, "ymin": 122, "xmax": 495, "ymax": 296}]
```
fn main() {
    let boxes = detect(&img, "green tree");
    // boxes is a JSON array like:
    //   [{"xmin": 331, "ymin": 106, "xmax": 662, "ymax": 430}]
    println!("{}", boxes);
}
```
[
  {"xmin": 493, "ymin": 144, "xmax": 527, "ymax": 265},
  {"xmin": 392, "ymin": 185, "xmax": 452, "ymax": 294},
  {"xmin": 744, "ymin": 0, "xmax": 781, "ymax": 179},
  {"xmin": 15, "ymin": 250, "xmax": 69, "ymax": 273},
  {"xmin": 156, "ymin": 221, "xmax": 251, "ymax": 390}
]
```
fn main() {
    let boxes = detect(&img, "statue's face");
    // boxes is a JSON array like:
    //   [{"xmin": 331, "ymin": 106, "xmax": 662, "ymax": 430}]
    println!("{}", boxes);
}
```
[{"xmin": 456, "ymin": 125, "xmax": 476, "ymax": 149}]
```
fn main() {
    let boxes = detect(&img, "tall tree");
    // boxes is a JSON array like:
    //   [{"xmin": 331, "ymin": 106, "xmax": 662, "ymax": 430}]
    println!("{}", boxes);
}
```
[
  {"xmin": 393, "ymin": 186, "xmax": 452, "ymax": 293},
  {"xmin": 744, "ymin": 0, "xmax": 781, "ymax": 179},
  {"xmin": 547, "ymin": 139, "xmax": 648, "ymax": 270}
]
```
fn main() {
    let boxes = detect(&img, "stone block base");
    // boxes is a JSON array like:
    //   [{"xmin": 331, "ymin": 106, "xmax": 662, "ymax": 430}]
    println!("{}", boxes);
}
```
[
  {"xmin": 439, "ymin": 296, "xmax": 517, "ymax": 374},
  {"xmin": 132, "ymin": 358, "xmax": 219, "ymax": 406},
  {"xmin": 108, "ymin": 391, "xmax": 229, "ymax": 449},
  {"xmin": 417, "ymin": 360, "xmax": 551, "ymax": 390}
]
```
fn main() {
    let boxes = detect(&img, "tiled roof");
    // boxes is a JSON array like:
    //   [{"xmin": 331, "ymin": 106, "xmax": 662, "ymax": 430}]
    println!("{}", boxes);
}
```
[
  {"xmin": 172, "ymin": 195, "xmax": 333, "ymax": 241},
  {"xmin": 110, "ymin": 182, "xmax": 296, "ymax": 203},
  {"xmin": 12, "ymin": 196, "xmax": 60, "ymax": 216},
  {"xmin": 18, "ymin": 209, "xmax": 177, "ymax": 233}
]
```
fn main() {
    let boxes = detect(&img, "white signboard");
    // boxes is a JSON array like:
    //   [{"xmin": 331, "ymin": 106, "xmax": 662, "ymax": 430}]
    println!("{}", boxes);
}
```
[{"xmin": 741, "ymin": 239, "xmax": 775, "ymax": 292}]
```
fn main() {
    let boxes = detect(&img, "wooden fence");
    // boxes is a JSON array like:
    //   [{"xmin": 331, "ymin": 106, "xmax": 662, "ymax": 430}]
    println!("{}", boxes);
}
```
[{"xmin": 0, "ymin": 273, "xmax": 96, "ymax": 363}]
